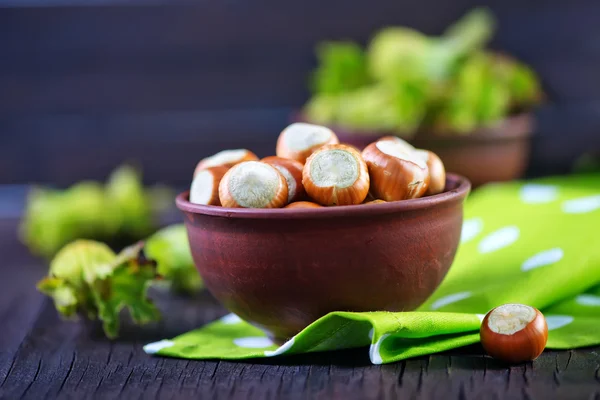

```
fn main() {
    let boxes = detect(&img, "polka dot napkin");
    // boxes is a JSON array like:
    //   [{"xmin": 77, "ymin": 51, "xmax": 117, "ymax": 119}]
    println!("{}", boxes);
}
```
[{"xmin": 144, "ymin": 174, "xmax": 600, "ymax": 364}]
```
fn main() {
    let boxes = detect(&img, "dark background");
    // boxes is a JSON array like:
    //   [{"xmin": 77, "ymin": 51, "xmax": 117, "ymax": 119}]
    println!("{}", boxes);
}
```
[{"xmin": 1, "ymin": 0, "xmax": 599, "ymax": 187}]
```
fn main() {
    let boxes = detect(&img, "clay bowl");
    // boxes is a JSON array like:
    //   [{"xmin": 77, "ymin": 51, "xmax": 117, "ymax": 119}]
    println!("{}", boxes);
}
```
[
  {"xmin": 176, "ymin": 174, "xmax": 471, "ymax": 343},
  {"xmin": 293, "ymin": 113, "xmax": 534, "ymax": 188}
]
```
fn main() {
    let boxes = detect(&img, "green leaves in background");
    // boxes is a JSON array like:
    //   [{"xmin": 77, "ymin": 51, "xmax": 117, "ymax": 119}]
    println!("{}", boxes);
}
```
[
  {"xmin": 305, "ymin": 74, "xmax": 431, "ymax": 132},
  {"xmin": 310, "ymin": 41, "xmax": 369, "ymax": 95},
  {"xmin": 145, "ymin": 224, "xmax": 203, "ymax": 295},
  {"xmin": 38, "ymin": 240, "xmax": 160, "ymax": 338},
  {"xmin": 19, "ymin": 165, "xmax": 172, "ymax": 259},
  {"xmin": 438, "ymin": 6, "xmax": 496, "ymax": 66},
  {"xmin": 105, "ymin": 164, "xmax": 153, "ymax": 239},
  {"xmin": 367, "ymin": 27, "xmax": 432, "ymax": 83},
  {"xmin": 432, "ymin": 52, "xmax": 542, "ymax": 134},
  {"xmin": 431, "ymin": 52, "xmax": 511, "ymax": 134},
  {"xmin": 303, "ymin": 7, "xmax": 543, "ymax": 136}
]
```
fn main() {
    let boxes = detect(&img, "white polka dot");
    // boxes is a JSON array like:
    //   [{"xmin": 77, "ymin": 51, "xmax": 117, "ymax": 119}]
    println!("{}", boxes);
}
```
[
  {"xmin": 143, "ymin": 340, "xmax": 174, "ymax": 354},
  {"xmin": 520, "ymin": 184, "xmax": 559, "ymax": 204},
  {"xmin": 545, "ymin": 315, "xmax": 574, "ymax": 331},
  {"xmin": 521, "ymin": 248, "xmax": 564, "ymax": 272},
  {"xmin": 233, "ymin": 336, "xmax": 274, "ymax": 349},
  {"xmin": 368, "ymin": 328, "xmax": 375, "ymax": 341},
  {"xmin": 478, "ymin": 226, "xmax": 520, "ymax": 254},
  {"xmin": 562, "ymin": 195, "xmax": 600, "ymax": 214},
  {"xmin": 264, "ymin": 337, "xmax": 295, "ymax": 357},
  {"xmin": 220, "ymin": 313, "xmax": 242, "ymax": 324},
  {"xmin": 575, "ymin": 294, "xmax": 600, "ymax": 306},
  {"xmin": 430, "ymin": 292, "xmax": 472, "ymax": 310},
  {"xmin": 369, "ymin": 334, "xmax": 390, "ymax": 365},
  {"xmin": 476, "ymin": 314, "xmax": 485, "ymax": 322},
  {"xmin": 460, "ymin": 218, "xmax": 484, "ymax": 244}
]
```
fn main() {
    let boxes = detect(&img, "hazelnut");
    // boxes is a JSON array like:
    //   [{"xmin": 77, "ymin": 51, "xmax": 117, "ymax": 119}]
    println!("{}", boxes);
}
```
[
  {"xmin": 218, "ymin": 161, "xmax": 288, "ymax": 208},
  {"xmin": 302, "ymin": 144, "xmax": 370, "ymax": 206},
  {"xmin": 276, "ymin": 123, "xmax": 339, "ymax": 164}
]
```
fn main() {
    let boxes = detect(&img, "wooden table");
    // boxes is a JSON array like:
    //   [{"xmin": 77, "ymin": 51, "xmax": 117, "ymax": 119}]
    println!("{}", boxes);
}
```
[{"xmin": 1, "ymin": 215, "xmax": 599, "ymax": 400}]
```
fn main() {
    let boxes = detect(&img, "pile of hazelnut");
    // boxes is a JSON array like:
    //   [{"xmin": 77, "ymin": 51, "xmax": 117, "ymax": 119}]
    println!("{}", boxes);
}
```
[{"xmin": 189, "ymin": 122, "xmax": 446, "ymax": 209}]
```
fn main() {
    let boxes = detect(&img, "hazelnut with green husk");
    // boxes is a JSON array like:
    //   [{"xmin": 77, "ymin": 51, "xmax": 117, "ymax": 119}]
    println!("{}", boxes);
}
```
[
  {"xmin": 19, "ymin": 164, "xmax": 165, "ymax": 259},
  {"xmin": 37, "ymin": 223, "xmax": 203, "ymax": 338},
  {"xmin": 302, "ymin": 7, "xmax": 543, "ymax": 137},
  {"xmin": 37, "ymin": 240, "xmax": 160, "ymax": 339}
]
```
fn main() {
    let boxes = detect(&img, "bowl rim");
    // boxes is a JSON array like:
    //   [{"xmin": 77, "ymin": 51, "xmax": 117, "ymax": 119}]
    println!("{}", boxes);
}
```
[{"xmin": 176, "ymin": 173, "xmax": 471, "ymax": 220}]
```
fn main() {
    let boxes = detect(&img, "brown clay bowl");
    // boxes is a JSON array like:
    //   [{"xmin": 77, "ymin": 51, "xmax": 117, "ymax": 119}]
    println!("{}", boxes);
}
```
[
  {"xmin": 176, "ymin": 174, "xmax": 471, "ymax": 342},
  {"xmin": 293, "ymin": 113, "xmax": 534, "ymax": 188}
]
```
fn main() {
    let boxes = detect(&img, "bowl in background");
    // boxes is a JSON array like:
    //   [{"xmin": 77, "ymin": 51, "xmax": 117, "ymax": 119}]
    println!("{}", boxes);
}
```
[
  {"xmin": 176, "ymin": 174, "xmax": 471, "ymax": 342},
  {"xmin": 293, "ymin": 113, "xmax": 534, "ymax": 188}
]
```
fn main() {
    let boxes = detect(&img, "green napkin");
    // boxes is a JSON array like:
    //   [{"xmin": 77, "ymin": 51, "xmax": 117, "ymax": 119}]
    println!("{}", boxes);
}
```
[{"xmin": 144, "ymin": 174, "xmax": 600, "ymax": 364}]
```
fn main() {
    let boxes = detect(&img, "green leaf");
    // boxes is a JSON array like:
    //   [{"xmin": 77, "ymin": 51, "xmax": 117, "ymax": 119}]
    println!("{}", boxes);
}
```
[
  {"xmin": 430, "ymin": 52, "xmax": 511, "ymax": 133},
  {"xmin": 303, "ymin": 94, "xmax": 340, "ymax": 125},
  {"xmin": 367, "ymin": 27, "xmax": 431, "ymax": 82},
  {"xmin": 310, "ymin": 41, "xmax": 369, "ymax": 95},
  {"xmin": 19, "ymin": 164, "xmax": 158, "ymax": 259},
  {"xmin": 50, "ymin": 239, "xmax": 116, "ymax": 287},
  {"xmin": 334, "ymin": 85, "xmax": 403, "ymax": 132},
  {"xmin": 440, "ymin": 7, "xmax": 495, "ymax": 57},
  {"xmin": 389, "ymin": 75, "xmax": 432, "ymax": 134},
  {"xmin": 37, "ymin": 239, "xmax": 160, "ymax": 338},
  {"xmin": 367, "ymin": 8, "xmax": 494, "ymax": 83},
  {"xmin": 492, "ymin": 54, "xmax": 543, "ymax": 108},
  {"xmin": 37, "ymin": 277, "xmax": 79, "ymax": 318},
  {"xmin": 20, "ymin": 184, "xmax": 113, "ymax": 258},
  {"xmin": 90, "ymin": 242, "xmax": 160, "ymax": 338},
  {"xmin": 106, "ymin": 165, "xmax": 153, "ymax": 238},
  {"xmin": 478, "ymin": 76, "xmax": 510, "ymax": 124},
  {"xmin": 302, "ymin": 7, "xmax": 539, "ymax": 136},
  {"xmin": 145, "ymin": 224, "xmax": 203, "ymax": 294}
]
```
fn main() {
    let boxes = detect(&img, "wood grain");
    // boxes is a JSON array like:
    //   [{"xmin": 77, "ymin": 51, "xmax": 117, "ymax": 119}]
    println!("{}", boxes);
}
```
[{"xmin": 0, "ymin": 217, "xmax": 598, "ymax": 399}]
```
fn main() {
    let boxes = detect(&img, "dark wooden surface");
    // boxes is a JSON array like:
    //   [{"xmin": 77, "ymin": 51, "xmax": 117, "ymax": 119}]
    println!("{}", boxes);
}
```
[
  {"xmin": 1, "ymin": 214, "xmax": 599, "ymax": 399},
  {"xmin": 1, "ymin": 1, "xmax": 600, "ymax": 186}
]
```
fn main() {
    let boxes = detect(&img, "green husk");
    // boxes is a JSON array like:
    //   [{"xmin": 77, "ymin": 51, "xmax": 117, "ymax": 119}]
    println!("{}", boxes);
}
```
[
  {"xmin": 366, "ymin": 27, "xmax": 432, "ymax": 83},
  {"xmin": 145, "ymin": 224, "xmax": 203, "ymax": 294},
  {"xmin": 37, "ymin": 240, "xmax": 160, "ymax": 338},
  {"xmin": 431, "ymin": 52, "xmax": 510, "ymax": 133},
  {"xmin": 310, "ymin": 41, "xmax": 370, "ymax": 95},
  {"xmin": 303, "ymin": 7, "xmax": 542, "ymax": 135},
  {"xmin": 37, "ymin": 223, "xmax": 203, "ymax": 337},
  {"xmin": 106, "ymin": 165, "xmax": 153, "ymax": 238},
  {"xmin": 20, "ymin": 165, "xmax": 163, "ymax": 259}
]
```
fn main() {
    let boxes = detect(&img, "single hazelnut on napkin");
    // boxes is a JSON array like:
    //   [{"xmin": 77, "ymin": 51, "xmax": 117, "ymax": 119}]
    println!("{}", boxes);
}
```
[{"xmin": 480, "ymin": 303, "xmax": 548, "ymax": 364}]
